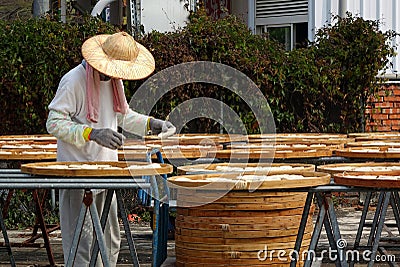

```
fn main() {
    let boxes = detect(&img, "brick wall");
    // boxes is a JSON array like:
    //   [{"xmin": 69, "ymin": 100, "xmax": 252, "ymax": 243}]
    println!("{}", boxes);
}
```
[{"xmin": 365, "ymin": 83, "xmax": 400, "ymax": 132}]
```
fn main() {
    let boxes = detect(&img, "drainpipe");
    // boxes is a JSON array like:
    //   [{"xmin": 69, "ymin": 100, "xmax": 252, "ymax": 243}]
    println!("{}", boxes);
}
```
[
  {"xmin": 60, "ymin": 0, "xmax": 67, "ymax": 23},
  {"xmin": 248, "ymin": 0, "xmax": 255, "ymax": 33},
  {"xmin": 338, "ymin": 0, "xmax": 347, "ymax": 17}
]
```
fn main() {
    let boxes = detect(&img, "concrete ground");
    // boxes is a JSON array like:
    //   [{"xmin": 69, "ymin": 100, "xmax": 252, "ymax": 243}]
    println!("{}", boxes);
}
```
[
  {"xmin": 0, "ymin": 207, "xmax": 399, "ymax": 266},
  {"xmin": 0, "ymin": 222, "xmax": 175, "ymax": 267}
]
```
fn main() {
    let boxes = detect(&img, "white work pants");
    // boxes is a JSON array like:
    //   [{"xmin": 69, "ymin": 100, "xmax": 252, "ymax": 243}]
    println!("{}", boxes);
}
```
[{"xmin": 59, "ymin": 189, "xmax": 121, "ymax": 266}]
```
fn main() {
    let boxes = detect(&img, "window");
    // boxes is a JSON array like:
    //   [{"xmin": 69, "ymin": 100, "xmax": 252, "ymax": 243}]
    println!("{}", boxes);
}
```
[
  {"xmin": 267, "ymin": 25, "xmax": 292, "ymax": 50},
  {"xmin": 254, "ymin": 0, "xmax": 309, "ymax": 50},
  {"xmin": 257, "ymin": 22, "xmax": 308, "ymax": 50}
]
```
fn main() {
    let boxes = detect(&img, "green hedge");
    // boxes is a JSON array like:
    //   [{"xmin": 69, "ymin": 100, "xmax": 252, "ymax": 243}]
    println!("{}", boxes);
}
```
[
  {"xmin": 0, "ymin": 10, "xmax": 396, "ymax": 135},
  {"xmin": 141, "ymin": 10, "xmax": 396, "ymax": 133},
  {"xmin": 0, "ymin": 16, "xmax": 116, "ymax": 135}
]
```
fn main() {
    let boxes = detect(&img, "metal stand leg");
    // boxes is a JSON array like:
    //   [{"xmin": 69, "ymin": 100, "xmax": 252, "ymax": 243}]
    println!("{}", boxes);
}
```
[
  {"xmin": 326, "ymin": 195, "xmax": 347, "ymax": 267},
  {"xmin": 89, "ymin": 189, "xmax": 115, "ymax": 267},
  {"xmin": 2, "ymin": 189, "xmax": 14, "ymax": 219},
  {"xmin": 319, "ymin": 194, "xmax": 341, "ymax": 267},
  {"xmin": 390, "ymin": 192, "xmax": 400, "ymax": 233},
  {"xmin": 32, "ymin": 189, "xmax": 55, "ymax": 266},
  {"xmin": 305, "ymin": 193, "xmax": 327, "ymax": 267},
  {"xmin": 65, "ymin": 190, "xmax": 110, "ymax": 267},
  {"xmin": 155, "ymin": 151, "xmax": 170, "ymax": 267},
  {"xmin": 116, "ymin": 190, "xmax": 140, "ymax": 267},
  {"xmin": 89, "ymin": 200, "xmax": 110, "ymax": 267},
  {"xmin": 150, "ymin": 175, "xmax": 161, "ymax": 267},
  {"xmin": 367, "ymin": 191, "xmax": 391, "ymax": 267},
  {"xmin": 368, "ymin": 192, "xmax": 385, "ymax": 246},
  {"xmin": 349, "ymin": 191, "xmax": 372, "ymax": 267},
  {"xmin": 159, "ymin": 202, "xmax": 169, "ymax": 264},
  {"xmin": 290, "ymin": 192, "xmax": 314, "ymax": 267},
  {"xmin": 313, "ymin": 193, "xmax": 347, "ymax": 267},
  {"xmin": 66, "ymin": 195, "xmax": 89, "ymax": 267},
  {"xmin": 0, "ymin": 204, "xmax": 15, "ymax": 267},
  {"xmin": 143, "ymin": 149, "xmax": 170, "ymax": 267}
]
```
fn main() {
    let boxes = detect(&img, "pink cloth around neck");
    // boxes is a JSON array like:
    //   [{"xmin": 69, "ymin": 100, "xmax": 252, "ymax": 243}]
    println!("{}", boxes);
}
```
[{"xmin": 86, "ymin": 64, "xmax": 129, "ymax": 123}]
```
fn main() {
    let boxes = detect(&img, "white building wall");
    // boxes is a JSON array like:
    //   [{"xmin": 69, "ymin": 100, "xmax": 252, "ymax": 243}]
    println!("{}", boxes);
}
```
[
  {"xmin": 311, "ymin": 0, "xmax": 400, "ymax": 75},
  {"xmin": 141, "ymin": 0, "xmax": 190, "ymax": 33}
]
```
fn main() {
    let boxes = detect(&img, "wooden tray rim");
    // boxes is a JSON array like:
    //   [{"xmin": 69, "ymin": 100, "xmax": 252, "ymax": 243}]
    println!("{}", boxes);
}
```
[
  {"xmin": 177, "ymin": 162, "xmax": 315, "ymax": 174},
  {"xmin": 21, "ymin": 161, "xmax": 173, "ymax": 177},
  {"xmin": 317, "ymin": 162, "xmax": 400, "ymax": 175},
  {"xmin": 168, "ymin": 171, "xmax": 331, "ymax": 190}
]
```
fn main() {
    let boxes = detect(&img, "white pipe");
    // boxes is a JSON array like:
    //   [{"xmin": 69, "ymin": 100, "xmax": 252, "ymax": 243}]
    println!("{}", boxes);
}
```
[
  {"xmin": 248, "ymin": 0, "xmax": 255, "ymax": 33},
  {"xmin": 392, "ymin": 0, "xmax": 397, "ymax": 73},
  {"xmin": 339, "ymin": 0, "xmax": 347, "ymax": 17},
  {"xmin": 60, "ymin": 0, "xmax": 67, "ymax": 23},
  {"xmin": 308, "ymin": 0, "xmax": 315, "ymax": 42},
  {"xmin": 91, "ymin": 0, "xmax": 117, "ymax": 16}
]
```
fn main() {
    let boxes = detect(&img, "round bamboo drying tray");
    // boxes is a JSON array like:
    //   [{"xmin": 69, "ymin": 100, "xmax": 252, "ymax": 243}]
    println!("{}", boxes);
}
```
[
  {"xmin": 118, "ymin": 151, "xmax": 149, "ymax": 161},
  {"xmin": 160, "ymin": 144, "xmax": 221, "ymax": 159},
  {"xmin": 21, "ymin": 161, "xmax": 173, "ymax": 176},
  {"xmin": 333, "ymin": 172, "xmax": 400, "ymax": 188},
  {"xmin": 348, "ymin": 132, "xmax": 400, "ymax": 142},
  {"xmin": 0, "ymin": 135, "xmax": 57, "ymax": 160},
  {"xmin": 0, "ymin": 134, "xmax": 56, "ymax": 142},
  {"xmin": 247, "ymin": 133, "xmax": 349, "ymax": 142},
  {"xmin": 346, "ymin": 141, "xmax": 400, "ymax": 148},
  {"xmin": 212, "ymin": 148, "xmax": 332, "ymax": 160},
  {"xmin": 317, "ymin": 162, "xmax": 400, "ymax": 175},
  {"xmin": 173, "ymin": 171, "xmax": 321, "ymax": 266},
  {"xmin": 0, "ymin": 143, "xmax": 57, "ymax": 151},
  {"xmin": 177, "ymin": 162, "xmax": 315, "ymax": 175},
  {"xmin": 248, "ymin": 133, "xmax": 348, "ymax": 140},
  {"xmin": 334, "ymin": 147, "xmax": 400, "ymax": 159},
  {"xmin": 229, "ymin": 143, "xmax": 329, "ymax": 150},
  {"xmin": 144, "ymin": 133, "xmax": 247, "ymax": 145},
  {"xmin": 119, "ymin": 142, "xmax": 158, "ymax": 160},
  {"xmin": 229, "ymin": 142, "xmax": 342, "ymax": 152},
  {"xmin": 273, "ymin": 142, "xmax": 344, "ymax": 150},
  {"xmin": 0, "ymin": 150, "xmax": 57, "ymax": 160},
  {"xmin": 169, "ymin": 171, "xmax": 330, "ymax": 191},
  {"xmin": 0, "ymin": 140, "xmax": 56, "ymax": 147},
  {"xmin": 119, "ymin": 143, "xmax": 222, "ymax": 160}
]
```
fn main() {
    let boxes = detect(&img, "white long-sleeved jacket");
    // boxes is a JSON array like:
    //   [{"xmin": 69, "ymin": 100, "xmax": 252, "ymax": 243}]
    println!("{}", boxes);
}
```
[{"xmin": 46, "ymin": 64, "xmax": 149, "ymax": 162}]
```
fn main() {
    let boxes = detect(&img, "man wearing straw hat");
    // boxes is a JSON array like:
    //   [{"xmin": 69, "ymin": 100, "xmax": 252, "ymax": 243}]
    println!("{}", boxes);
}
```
[{"xmin": 46, "ymin": 32, "xmax": 175, "ymax": 266}]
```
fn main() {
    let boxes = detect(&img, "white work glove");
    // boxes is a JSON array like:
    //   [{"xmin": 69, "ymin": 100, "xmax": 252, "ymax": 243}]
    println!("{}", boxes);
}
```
[
  {"xmin": 149, "ymin": 118, "xmax": 176, "ymax": 138},
  {"xmin": 90, "ymin": 128, "xmax": 124, "ymax": 149}
]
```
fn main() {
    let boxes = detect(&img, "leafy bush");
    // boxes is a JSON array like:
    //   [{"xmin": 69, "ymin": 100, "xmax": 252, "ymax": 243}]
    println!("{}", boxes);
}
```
[
  {"xmin": 0, "ymin": 10, "xmax": 396, "ymax": 135},
  {"xmin": 138, "ymin": 10, "xmax": 396, "ymax": 133},
  {"xmin": 0, "ymin": 16, "xmax": 116, "ymax": 135},
  {"xmin": 139, "ymin": 9, "xmax": 285, "ymax": 133},
  {"xmin": 301, "ymin": 13, "xmax": 396, "ymax": 132}
]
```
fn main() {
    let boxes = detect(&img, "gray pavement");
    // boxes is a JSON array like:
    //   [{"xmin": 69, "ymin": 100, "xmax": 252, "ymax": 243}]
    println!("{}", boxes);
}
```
[{"xmin": 0, "ymin": 206, "xmax": 399, "ymax": 266}]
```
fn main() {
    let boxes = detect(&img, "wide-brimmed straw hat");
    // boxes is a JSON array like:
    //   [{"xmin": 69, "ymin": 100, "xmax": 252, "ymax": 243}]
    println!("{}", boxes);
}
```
[{"xmin": 81, "ymin": 32, "xmax": 155, "ymax": 80}]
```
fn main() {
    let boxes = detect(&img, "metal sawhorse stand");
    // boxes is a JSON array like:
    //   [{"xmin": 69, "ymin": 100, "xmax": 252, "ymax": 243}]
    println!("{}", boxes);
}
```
[
  {"xmin": 0, "ymin": 203, "xmax": 15, "ymax": 266},
  {"xmin": 290, "ymin": 185, "xmax": 348, "ymax": 267},
  {"xmin": 290, "ymin": 186, "xmax": 400, "ymax": 267},
  {"xmin": 136, "ymin": 148, "xmax": 170, "ymax": 267},
  {"xmin": 75, "ymin": 149, "xmax": 170, "ymax": 267},
  {"xmin": 350, "ymin": 190, "xmax": 400, "ymax": 267},
  {"xmin": 0, "ymin": 161, "xmax": 170, "ymax": 267}
]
